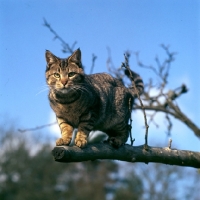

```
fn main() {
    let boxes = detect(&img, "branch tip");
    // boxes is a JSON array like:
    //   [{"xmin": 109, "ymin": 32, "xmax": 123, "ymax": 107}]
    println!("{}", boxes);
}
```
[{"xmin": 168, "ymin": 138, "xmax": 172, "ymax": 149}]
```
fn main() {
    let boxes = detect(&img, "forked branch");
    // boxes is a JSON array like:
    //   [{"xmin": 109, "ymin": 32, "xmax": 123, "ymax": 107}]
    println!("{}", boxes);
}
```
[
  {"xmin": 133, "ymin": 45, "xmax": 200, "ymax": 138},
  {"xmin": 43, "ymin": 18, "xmax": 76, "ymax": 54}
]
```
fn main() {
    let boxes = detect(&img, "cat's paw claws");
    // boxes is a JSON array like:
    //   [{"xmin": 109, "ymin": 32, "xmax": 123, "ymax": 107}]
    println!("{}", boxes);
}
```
[
  {"xmin": 56, "ymin": 138, "xmax": 71, "ymax": 146},
  {"xmin": 75, "ymin": 138, "xmax": 87, "ymax": 148},
  {"xmin": 75, "ymin": 131, "xmax": 88, "ymax": 148}
]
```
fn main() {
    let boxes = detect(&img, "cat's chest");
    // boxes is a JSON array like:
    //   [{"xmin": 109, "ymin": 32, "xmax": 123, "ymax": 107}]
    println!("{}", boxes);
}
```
[
  {"xmin": 50, "ymin": 96, "xmax": 91, "ymax": 127},
  {"xmin": 52, "ymin": 101, "xmax": 84, "ymax": 118}
]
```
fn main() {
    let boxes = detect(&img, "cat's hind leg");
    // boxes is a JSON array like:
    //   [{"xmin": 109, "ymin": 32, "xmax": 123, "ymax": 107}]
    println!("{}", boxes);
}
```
[
  {"xmin": 56, "ymin": 117, "xmax": 73, "ymax": 146},
  {"xmin": 106, "ymin": 124, "xmax": 129, "ymax": 148}
]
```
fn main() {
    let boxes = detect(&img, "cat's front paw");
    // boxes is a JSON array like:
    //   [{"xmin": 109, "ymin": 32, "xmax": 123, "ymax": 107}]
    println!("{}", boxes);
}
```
[
  {"xmin": 108, "ymin": 137, "xmax": 124, "ymax": 148},
  {"xmin": 56, "ymin": 138, "xmax": 71, "ymax": 146},
  {"xmin": 75, "ymin": 131, "xmax": 87, "ymax": 148},
  {"xmin": 75, "ymin": 138, "xmax": 87, "ymax": 148}
]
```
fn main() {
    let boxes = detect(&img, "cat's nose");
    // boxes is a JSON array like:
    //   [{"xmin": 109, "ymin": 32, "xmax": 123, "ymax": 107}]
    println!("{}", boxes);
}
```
[{"xmin": 61, "ymin": 78, "xmax": 68, "ymax": 86}]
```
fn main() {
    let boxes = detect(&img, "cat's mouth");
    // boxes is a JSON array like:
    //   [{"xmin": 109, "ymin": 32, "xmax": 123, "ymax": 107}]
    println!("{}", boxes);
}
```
[
  {"xmin": 54, "ymin": 86, "xmax": 78, "ymax": 97},
  {"xmin": 58, "ymin": 88, "xmax": 70, "ymax": 94},
  {"xmin": 53, "ymin": 87, "xmax": 80, "ymax": 103}
]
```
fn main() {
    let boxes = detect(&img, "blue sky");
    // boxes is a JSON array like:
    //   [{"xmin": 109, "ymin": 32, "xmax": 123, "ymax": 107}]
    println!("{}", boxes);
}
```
[{"xmin": 0, "ymin": 0, "xmax": 199, "ymax": 151}]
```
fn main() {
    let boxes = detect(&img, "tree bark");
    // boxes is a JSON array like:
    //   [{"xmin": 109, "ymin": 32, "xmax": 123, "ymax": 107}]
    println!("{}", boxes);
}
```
[{"xmin": 52, "ymin": 143, "xmax": 200, "ymax": 168}]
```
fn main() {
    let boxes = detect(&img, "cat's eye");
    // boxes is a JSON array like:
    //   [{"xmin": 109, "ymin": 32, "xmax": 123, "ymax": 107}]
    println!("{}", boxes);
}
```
[
  {"xmin": 54, "ymin": 73, "xmax": 60, "ymax": 78},
  {"xmin": 68, "ymin": 72, "xmax": 76, "ymax": 77}
]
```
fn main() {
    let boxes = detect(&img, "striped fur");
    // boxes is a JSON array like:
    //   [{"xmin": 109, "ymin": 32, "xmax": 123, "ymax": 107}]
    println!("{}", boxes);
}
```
[{"xmin": 45, "ymin": 49, "xmax": 143, "ymax": 148}]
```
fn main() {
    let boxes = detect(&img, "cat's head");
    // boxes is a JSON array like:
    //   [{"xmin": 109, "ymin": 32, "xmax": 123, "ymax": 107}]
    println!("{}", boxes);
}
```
[{"xmin": 45, "ymin": 49, "xmax": 84, "ymax": 95}]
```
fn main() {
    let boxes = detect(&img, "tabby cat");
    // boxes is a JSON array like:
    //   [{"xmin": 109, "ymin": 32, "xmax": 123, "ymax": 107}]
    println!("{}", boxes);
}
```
[{"xmin": 45, "ymin": 49, "xmax": 143, "ymax": 148}]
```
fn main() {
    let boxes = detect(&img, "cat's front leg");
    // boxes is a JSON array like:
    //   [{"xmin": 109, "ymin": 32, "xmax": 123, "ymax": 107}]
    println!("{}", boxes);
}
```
[
  {"xmin": 75, "ymin": 113, "xmax": 94, "ymax": 148},
  {"xmin": 75, "ymin": 130, "xmax": 88, "ymax": 148},
  {"xmin": 56, "ymin": 117, "xmax": 73, "ymax": 146}
]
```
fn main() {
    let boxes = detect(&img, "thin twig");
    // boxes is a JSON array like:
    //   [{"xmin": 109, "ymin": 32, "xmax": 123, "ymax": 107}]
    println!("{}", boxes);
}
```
[
  {"xmin": 18, "ymin": 122, "xmax": 57, "ymax": 133},
  {"xmin": 106, "ymin": 47, "xmax": 125, "ymax": 83},
  {"xmin": 147, "ymin": 112, "xmax": 159, "ymax": 128},
  {"xmin": 121, "ymin": 54, "xmax": 149, "ymax": 149},
  {"xmin": 43, "ymin": 18, "xmax": 76, "ymax": 54},
  {"xmin": 128, "ymin": 98, "xmax": 135, "ymax": 145},
  {"xmin": 165, "ymin": 114, "xmax": 172, "ymax": 136},
  {"xmin": 90, "ymin": 54, "xmax": 97, "ymax": 74},
  {"xmin": 168, "ymin": 138, "xmax": 172, "ymax": 149}
]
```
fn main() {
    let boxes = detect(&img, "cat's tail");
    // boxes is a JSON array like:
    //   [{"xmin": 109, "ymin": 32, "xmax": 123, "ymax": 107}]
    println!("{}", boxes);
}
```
[{"xmin": 124, "ymin": 69, "xmax": 144, "ymax": 96}]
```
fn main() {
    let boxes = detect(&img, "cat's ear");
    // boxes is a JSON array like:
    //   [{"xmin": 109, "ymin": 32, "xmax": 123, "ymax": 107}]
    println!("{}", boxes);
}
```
[
  {"xmin": 45, "ymin": 50, "xmax": 59, "ymax": 65},
  {"xmin": 68, "ymin": 48, "xmax": 82, "ymax": 68}
]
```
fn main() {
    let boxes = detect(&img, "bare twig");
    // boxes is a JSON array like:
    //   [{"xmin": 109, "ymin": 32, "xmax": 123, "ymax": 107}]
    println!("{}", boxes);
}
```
[
  {"xmin": 43, "ymin": 18, "xmax": 76, "ymax": 54},
  {"xmin": 18, "ymin": 122, "xmax": 57, "ymax": 133},
  {"xmin": 165, "ymin": 114, "xmax": 172, "ymax": 136},
  {"xmin": 135, "ymin": 45, "xmax": 176, "ymax": 92},
  {"xmin": 168, "ymin": 138, "xmax": 172, "ymax": 149},
  {"xmin": 132, "ymin": 46, "xmax": 200, "ymax": 138},
  {"xmin": 146, "ymin": 112, "xmax": 159, "ymax": 128},
  {"xmin": 128, "ymin": 97, "xmax": 135, "ymax": 145},
  {"xmin": 90, "ymin": 54, "xmax": 97, "ymax": 74},
  {"xmin": 106, "ymin": 47, "xmax": 124, "ymax": 83},
  {"xmin": 135, "ymin": 51, "xmax": 160, "ymax": 78},
  {"xmin": 134, "ymin": 104, "xmax": 200, "ymax": 138},
  {"xmin": 121, "ymin": 53, "xmax": 149, "ymax": 149}
]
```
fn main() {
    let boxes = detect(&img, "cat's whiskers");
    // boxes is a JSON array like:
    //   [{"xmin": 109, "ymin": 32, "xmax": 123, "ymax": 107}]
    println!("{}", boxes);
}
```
[
  {"xmin": 72, "ymin": 85, "xmax": 89, "ymax": 94},
  {"xmin": 35, "ymin": 88, "xmax": 49, "ymax": 96},
  {"xmin": 36, "ymin": 85, "xmax": 49, "ymax": 96},
  {"xmin": 40, "ymin": 84, "xmax": 49, "ymax": 88}
]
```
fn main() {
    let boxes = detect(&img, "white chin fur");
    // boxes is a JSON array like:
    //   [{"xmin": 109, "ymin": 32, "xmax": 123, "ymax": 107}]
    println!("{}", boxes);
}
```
[{"xmin": 59, "ymin": 88, "xmax": 69, "ymax": 94}]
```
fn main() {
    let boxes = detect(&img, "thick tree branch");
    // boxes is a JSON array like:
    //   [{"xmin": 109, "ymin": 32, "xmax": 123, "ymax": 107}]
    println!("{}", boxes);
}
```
[{"xmin": 52, "ymin": 143, "xmax": 200, "ymax": 168}]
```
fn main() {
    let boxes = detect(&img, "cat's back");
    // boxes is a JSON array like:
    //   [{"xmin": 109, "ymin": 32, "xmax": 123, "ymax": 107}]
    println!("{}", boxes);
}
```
[{"xmin": 86, "ymin": 73, "xmax": 123, "ymax": 88}]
